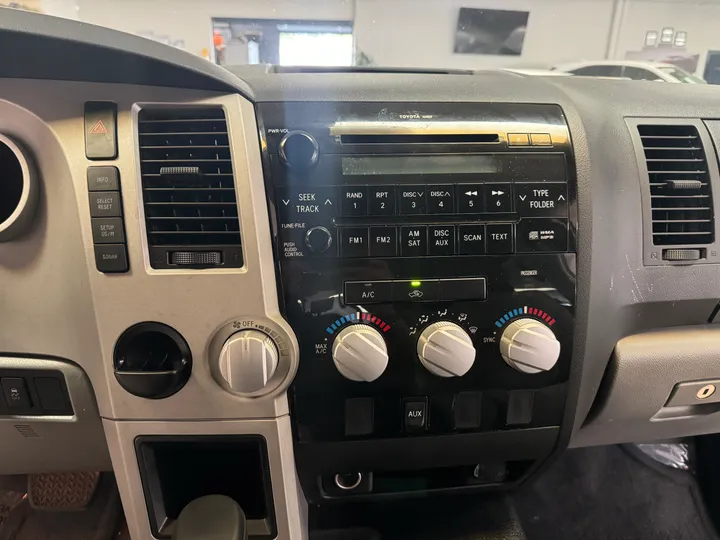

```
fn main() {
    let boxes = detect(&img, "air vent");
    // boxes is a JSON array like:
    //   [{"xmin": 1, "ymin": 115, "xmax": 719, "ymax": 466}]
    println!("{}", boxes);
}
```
[
  {"xmin": 638, "ymin": 124, "xmax": 714, "ymax": 246},
  {"xmin": 138, "ymin": 107, "xmax": 243, "ymax": 269}
]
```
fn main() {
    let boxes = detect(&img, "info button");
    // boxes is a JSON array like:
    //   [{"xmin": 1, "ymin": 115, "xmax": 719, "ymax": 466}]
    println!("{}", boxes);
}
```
[{"xmin": 344, "ymin": 281, "xmax": 393, "ymax": 305}]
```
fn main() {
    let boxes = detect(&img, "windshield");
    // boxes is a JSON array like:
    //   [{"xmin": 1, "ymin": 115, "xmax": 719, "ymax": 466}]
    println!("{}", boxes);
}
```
[{"xmin": 14, "ymin": 0, "xmax": 715, "ymax": 84}]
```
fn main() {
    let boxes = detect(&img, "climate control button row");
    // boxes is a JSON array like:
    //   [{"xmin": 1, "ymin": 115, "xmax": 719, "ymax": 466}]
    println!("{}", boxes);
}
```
[{"xmin": 344, "ymin": 278, "xmax": 486, "ymax": 304}]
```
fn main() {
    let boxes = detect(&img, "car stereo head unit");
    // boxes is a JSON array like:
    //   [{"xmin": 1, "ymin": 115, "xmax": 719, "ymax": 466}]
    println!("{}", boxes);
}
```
[{"xmin": 258, "ymin": 102, "xmax": 577, "ymax": 501}]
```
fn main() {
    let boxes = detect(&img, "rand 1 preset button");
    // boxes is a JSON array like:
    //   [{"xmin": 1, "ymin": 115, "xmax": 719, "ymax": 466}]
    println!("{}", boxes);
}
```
[{"xmin": 341, "ymin": 186, "xmax": 368, "ymax": 216}]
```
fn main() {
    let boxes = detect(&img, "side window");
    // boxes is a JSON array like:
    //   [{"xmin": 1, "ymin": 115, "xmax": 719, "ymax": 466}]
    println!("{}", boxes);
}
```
[
  {"xmin": 622, "ymin": 67, "xmax": 660, "ymax": 81},
  {"xmin": 571, "ymin": 65, "xmax": 622, "ymax": 77}
]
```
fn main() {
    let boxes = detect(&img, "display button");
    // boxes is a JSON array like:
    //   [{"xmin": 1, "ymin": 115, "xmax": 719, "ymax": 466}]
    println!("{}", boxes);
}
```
[
  {"xmin": 440, "ymin": 278, "xmax": 487, "ymax": 301},
  {"xmin": 530, "ymin": 133, "xmax": 552, "ymax": 146},
  {"xmin": 1, "ymin": 378, "xmax": 31, "ymax": 410},
  {"xmin": 341, "ymin": 227, "xmax": 369, "ymax": 257},
  {"xmin": 516, "ymin": 218, "xmax": 568, "ymax": 252},
  {"xmin": 485, "ymin": 184, "xmax": 513, "ymax": 212},
  {"xmin": 404, "ymin": 398, "xmax": 427, "ymax": 431},
  {"xmin": 427, "ymin": 185, "xmax": 454, "ymax": 214},
  {"xmin": 457, "ymin": 184, "xmax": 483, "ymax": 214},
  {"xmin": 87, "ymin": 166, "xmax": 120, "ymax": 191},
  {"xmin": 344, "ymin": 281, "xmax": 393, "ymax": 304},
  {"xmin": 458, "ymin": 224, "xmax": 486, "ymax": 255},
  {"xmin": 393, "ymin": 280, "xmax": 439, "ymax": 302},
  {"xmin": 368, "ymin": 186, "xmax": 396, "ymax": 215},
  {"xmin": 515, "ymin": 183, "xmax": 568, "ymax": 217},
  {"xmin": 85, "ymin": 102, "xmax": 117, "ymax": 160},
  {"xmin": 94, "ymin": 244, "xmax": 128, "ymax": 273},
  {"xmin": 89, "ymin": 191, "xmax": 122, "ymax": 217},
  {"xmin": 428, "ymin": 225, "xmax": 455, "ymax": 256},
  {"xmin": 398, "ymin": 186, "xmax": 426, "ymax": 214},
  {"xmin": 400, "ymin": 226, "xmax": 427, "ymax": 256},
  {"xmin": 341, "ymin": 186, "xmax": 368, "ymax": 216},
  {"xmin": 486, "ymin": 223, "xmax": 513, "ymax": 254},
  {"xmin": 91, "ymin": 218, "xmax": 125, "ymax": 244},
  {"xmin": 369, "ymin": 226, "xmax": 398, "ymax": 257},
  {"xmin": 276, "ymin": 187, "xmax": 336, "ymax": 222}
]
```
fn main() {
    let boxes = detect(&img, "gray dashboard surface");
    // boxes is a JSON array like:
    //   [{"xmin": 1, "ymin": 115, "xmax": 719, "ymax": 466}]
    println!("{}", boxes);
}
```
[{"xmin": 2, "ymin": 11, "xmax": 720, "ymax": 456}]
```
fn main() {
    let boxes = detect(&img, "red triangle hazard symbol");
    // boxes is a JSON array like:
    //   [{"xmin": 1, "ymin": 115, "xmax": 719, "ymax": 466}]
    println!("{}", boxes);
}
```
[{"xmin": 89, "ymin": 119, "xmax": 108, "ymax": 134}]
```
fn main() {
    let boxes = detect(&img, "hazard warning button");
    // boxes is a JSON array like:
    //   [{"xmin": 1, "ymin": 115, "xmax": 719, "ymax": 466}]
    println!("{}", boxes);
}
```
[{"xmin": 85, "ymin": 102, "xmax": 117, "ymax": 160}]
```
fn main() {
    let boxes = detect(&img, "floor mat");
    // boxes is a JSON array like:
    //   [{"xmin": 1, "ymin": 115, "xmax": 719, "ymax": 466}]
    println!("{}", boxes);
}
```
[
  {"xmin": 0, "ymin": 473, "xmax": 121, "ymax": 540},
  {"xmin": 514, "ymin": 445, "xmax": 718, "ymax": 540}
]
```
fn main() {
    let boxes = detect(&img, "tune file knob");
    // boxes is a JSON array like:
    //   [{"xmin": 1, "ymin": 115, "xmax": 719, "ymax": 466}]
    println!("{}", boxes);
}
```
[
  {"xmin": 218, "ymin": 330, "xmax": 279, "ymax": 393},
  {"xmin": 499, "ymin": 318, "xmax": 560, "ymax": 374},
  {"xmin": 332, "ymin": 324, "xmax": 389, "ymax": 382},
  {"xmin": 417, "ymin": 321, "xmax": 476, "ymax": 377}
]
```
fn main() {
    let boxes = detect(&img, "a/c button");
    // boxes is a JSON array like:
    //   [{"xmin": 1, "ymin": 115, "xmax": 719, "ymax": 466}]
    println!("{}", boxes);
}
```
[{"xmin": 344, "ymin": 281, "xmax": 393, "ymax": 305}]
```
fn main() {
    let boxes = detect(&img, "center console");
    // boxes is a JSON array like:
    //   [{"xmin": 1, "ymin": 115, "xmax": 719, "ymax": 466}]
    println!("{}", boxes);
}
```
[{"xmin": 258, "ymin": 102, "xmax": 577, "ymax": 501}]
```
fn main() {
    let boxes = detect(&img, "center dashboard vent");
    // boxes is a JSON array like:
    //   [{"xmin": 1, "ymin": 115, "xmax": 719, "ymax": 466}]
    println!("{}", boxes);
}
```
[
  {"xmin": 638, "ymin": 124, "xmax": 715, "ymax": 246},
  {"xmin": 138, "ymin": 107, "xmax": 243, "ymax": 269}
]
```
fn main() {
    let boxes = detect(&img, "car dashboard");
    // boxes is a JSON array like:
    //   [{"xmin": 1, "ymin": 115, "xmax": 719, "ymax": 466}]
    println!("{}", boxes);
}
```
[{"xmin": 3, "ymin": 8, "xmax": 720, "ymax": 540}]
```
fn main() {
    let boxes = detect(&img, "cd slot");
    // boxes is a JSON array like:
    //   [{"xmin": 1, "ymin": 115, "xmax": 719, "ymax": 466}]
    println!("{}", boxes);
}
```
[{"xmin": 340, "ymin": 133, "xmax": 500, "ymax": 145}]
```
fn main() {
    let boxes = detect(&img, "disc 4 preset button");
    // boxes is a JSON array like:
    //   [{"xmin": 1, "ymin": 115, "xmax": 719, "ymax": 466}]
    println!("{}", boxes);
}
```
[
  {"xmin": 427, "ymin": 185, "xmax": 454, "ymax": 214},
  {"xmin": 515, "ymin": 183, "xmax": 568, "ymax": 217}
]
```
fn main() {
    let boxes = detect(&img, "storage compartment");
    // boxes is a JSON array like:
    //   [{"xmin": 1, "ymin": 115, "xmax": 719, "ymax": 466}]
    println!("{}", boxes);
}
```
[{"xmin": 135, "ymin": 435, "xmax": 276, "ymax": 539}]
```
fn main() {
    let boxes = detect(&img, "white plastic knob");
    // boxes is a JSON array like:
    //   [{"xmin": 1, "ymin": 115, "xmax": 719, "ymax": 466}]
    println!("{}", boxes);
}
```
[
  {"xmin": 332, "ymin": 325, "xmax": 389, "ymax": 382},
  {"xmin": 218, "ymin": 330, "xmax": 279, "ymax": 393},
  {"xmin": 417, "ymin": 321, "xmax": 476, "ymax": 377},
  {"xmin": 500, "ymin": 318, "xmax": 560, "ymax": 374}
]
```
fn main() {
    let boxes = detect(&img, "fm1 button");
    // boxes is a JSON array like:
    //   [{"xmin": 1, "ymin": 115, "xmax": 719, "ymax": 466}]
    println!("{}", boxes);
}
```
[
  {"xmin": 341, "ymin": 227, "xmax": 369, "ymax": 257},
  {"xmin": 515, "ymin": 183, "xmax": 568, "ymax": 217},
  {"xmin": 344, "ymin": 281, "xmax": 392, "ymax": 304}
]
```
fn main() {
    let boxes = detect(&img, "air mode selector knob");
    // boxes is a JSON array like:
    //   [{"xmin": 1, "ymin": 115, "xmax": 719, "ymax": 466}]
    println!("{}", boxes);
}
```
[
  {"xmin": 500, "ymin": 318, "xmax": 560, "ymax": 374},
  {"xmin": 218, "ymin": 330, "xmax": 279, "ymax": 394},
  {"xmin": 279, "ymin": 130, "xmax": 319, "ymax": 169},
  {"xmin": 332, "ymin": 325, "xmax": 389, "ymax": 382},
  {"xmin": 417, "ymin": 321, "xmax": 476, "ymax": 377}
]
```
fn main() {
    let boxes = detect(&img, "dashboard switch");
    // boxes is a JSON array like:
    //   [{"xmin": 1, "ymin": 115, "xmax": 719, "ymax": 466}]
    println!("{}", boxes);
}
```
[
  {"xmin": 94, "ymin": 244, "xmax": 128, "ymax": 273},
  {"xmin": 84, "ymin": 102, "xmax": 117, "ymax": 160},
  {"xmin": 91, "ymin": 217, "xmax": 125, "ymax": 244},
  {"xmin": 454, "ymin": 392, "xmax": 482, "ymax": 430},
  {"xmin": 87, "ymin": 166, "xmax": 119, "ymax": 191},
  {"xmin": 88, "ymin": 191, "xmax": 122, "ymax": 217},
  {"xmin": 33, "ymin": 377, "xmax": 68, "ymax": 412},
  {"xmin": 1, "ymin": 378, "xmax": 31, "ymax": 410},
  {"xmin": 507, "ymin": 390, "xmax": 535, "ymax": 425},
  {"xmin": 403, "ymin": 399, "xmax": 427, "ymax": 432},
  {"xmin": 345, "ymin": 398, "xmax": 374, "ymax": 436}
]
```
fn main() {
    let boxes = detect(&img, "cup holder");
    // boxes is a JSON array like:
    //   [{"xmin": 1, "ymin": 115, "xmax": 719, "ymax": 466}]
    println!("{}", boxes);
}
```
[
  {"xmin": 113, "ymin": 322, "xmax": 192, "ymax": 399},
  {"xmin": 0, "ymin": 135, "xmax": 38, "ymax": 242}
]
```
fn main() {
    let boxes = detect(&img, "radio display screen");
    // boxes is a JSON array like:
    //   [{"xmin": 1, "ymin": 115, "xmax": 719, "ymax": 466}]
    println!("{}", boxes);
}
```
[{"xmin": 341, "ymin": 155, "xmax": 501, "ymax": 176}]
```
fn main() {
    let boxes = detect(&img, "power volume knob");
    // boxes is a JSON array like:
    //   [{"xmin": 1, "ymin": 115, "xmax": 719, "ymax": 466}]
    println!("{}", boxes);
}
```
[
  {"xmin": 500, "ymin": 318, "xmax": 560, "ymax": 374},
  {"xmin": 218, "ymin": 330, "xmax": 279, "ymax": 394},
  {"xmin": 417, "ymin": 321, "xmax": 476, "ymax": 377},
  {"xmin": 332, "ymin": 325, "xmax": 389, "ymax": 382},
  {"xmin": 279, "ymin": 130, "xmax": 319, "ymax": 169}
]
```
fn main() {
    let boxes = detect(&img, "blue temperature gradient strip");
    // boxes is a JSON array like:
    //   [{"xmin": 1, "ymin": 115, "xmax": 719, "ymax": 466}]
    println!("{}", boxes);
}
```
[
  {"xmin": 506, "ymin": 311, "xmax": 514, "ymax": 319},
  {"xmin": 350, "ymin": 313, "xmax": 356, "ymax": 321},
  {"xmin": 495, "ymin": 321, "xmax": 503, "ymax": 328},
  {"xmin": 326, "ymin": 327, "xmax": 334, "ymax": 334}
]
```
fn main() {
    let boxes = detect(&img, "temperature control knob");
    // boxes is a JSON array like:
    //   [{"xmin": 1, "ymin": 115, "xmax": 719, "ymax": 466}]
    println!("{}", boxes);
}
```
[
  {"xmin": 218, "ymin": 330, "xmax": 279, "ymax": 394},
  {"xmin": 417, "ymin": 321, "xmax": 476, "ymax": 377},
  {"xmin": 500, "ymin": 318, "xmax": 560, "ymax": 374},
  {"xmin": 332, "ymin": 325, "xmax": 389, "ymax": 382},
  {"xmin": 279, "ymin": 130, "xmax": 319, "ymax": 169}
]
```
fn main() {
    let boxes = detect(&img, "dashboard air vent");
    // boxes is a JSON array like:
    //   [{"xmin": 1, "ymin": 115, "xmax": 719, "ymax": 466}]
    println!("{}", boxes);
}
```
[
  {"xmin": 138, "ymin": 107, "xmax": 242, "ymax": 269},
  {"xmin": 638, "ymin": 124, "xmax": 714, "ymax": 246}
]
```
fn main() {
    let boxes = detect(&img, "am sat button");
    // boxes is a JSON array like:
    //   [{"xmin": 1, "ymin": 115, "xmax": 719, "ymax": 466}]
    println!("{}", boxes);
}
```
[
  {"xmin": 344, "ymin": 281, "xmax": 392, "ymax": 305},
  {"xmin": 515, "ymin": 183, "xmax": 568, "ymax": 217},
  {"xmin": 393, "ymin": 280, "xmax": 439, "ymax": 302}
]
